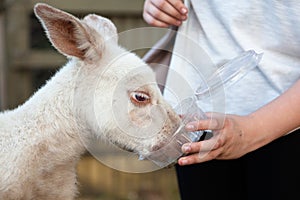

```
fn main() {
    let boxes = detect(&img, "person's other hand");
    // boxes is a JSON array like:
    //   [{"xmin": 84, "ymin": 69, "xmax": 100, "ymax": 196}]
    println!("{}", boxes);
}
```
[
  {"xmin": 143, "ymin": 0, "xmax": 188, "ymax": 27},
  {"xmin": 177, "ymin": 113, "xmax": 260, "ymax": 165}
]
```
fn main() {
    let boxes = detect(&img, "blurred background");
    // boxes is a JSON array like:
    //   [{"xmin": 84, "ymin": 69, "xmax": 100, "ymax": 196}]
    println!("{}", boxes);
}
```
[{"xmin": 0, "ymin": 0, "xmax": 180, "ymax": 199}]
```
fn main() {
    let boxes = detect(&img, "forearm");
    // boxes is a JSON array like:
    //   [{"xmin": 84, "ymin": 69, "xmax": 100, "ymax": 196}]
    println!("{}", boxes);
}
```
[{"xmin": 248, "ymin": 79, "xmax": 300, "ymax": 148}]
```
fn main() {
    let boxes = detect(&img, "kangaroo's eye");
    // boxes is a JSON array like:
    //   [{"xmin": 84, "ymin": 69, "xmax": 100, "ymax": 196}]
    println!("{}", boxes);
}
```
[{"xmin": 130, "ymin": 91, "xmax": 151, "ymax": 106}]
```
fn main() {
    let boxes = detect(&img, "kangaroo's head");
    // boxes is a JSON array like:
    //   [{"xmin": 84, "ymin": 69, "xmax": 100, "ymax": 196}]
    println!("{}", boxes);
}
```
[{"xmin": 34, "ymin": 3, "xmax": 181, "ymax": 158}]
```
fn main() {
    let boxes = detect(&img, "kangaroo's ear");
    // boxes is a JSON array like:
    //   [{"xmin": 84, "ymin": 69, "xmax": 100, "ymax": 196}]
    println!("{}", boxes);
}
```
[{"xmin": 34, "ymin": 3, "xmax": 104, "ymax": 61}]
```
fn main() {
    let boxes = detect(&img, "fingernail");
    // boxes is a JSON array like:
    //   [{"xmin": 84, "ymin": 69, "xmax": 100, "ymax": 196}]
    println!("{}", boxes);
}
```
[
  {"xmin": 181, "ymin": 8, "xmax": 188, "ymax": 14},
  {"xmin": 179, "ymin": 158, "xmax": 188, "ymax": 165},
  {"xmin": 185, "ymin": 124, "xmax": 194, "ymax": 130},
  {"xmin": 182, "ymin": 144, "xmax": 191, "ymax": 152},
  {"xmin": 175, "ymin": 20, "xmax": 182, "ymax": 26}
]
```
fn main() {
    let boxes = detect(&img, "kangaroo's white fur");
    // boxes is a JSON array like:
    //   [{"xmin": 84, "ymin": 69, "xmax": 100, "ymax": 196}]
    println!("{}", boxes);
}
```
[{"xmin": 0, "ymin": 3, "xmax": 180, "ymax": 199}]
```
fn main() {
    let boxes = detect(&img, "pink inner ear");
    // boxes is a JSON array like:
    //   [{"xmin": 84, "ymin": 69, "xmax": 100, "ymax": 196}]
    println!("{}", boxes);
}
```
[
  {"xmin": 34, "ymin": 3, "xmax": 88, "ymax": 59},
  {"xmin": 47, "ymin": 19, "xmax": 86, "ymax": 59}
]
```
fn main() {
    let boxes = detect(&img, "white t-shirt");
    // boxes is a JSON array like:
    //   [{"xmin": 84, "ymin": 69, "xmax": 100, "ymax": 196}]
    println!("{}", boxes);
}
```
[{"xmin": 164, "ymin": 0, "xmax": 300, "ymax": 115}]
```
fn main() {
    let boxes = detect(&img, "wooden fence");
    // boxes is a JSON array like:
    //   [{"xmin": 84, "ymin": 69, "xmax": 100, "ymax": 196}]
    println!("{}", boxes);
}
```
[
  {"xmin": 77, "ymin": 155, "xmax": 180, "ymax": 200},
  {"xmin": 0, "ymin": 5, "xmax": 6, "ymax": 110}
]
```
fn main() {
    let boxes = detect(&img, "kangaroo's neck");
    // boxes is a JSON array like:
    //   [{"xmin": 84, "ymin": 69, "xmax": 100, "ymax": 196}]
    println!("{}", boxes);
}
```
[{"xmin": 12, "ymin": 60, "xmax": 88, "ymax": 155}]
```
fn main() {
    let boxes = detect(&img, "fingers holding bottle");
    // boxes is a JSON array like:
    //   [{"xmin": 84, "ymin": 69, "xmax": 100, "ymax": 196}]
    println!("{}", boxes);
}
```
[{"xmin": 143, "ymin": 0, "xmax": 188, "ymax": 27}]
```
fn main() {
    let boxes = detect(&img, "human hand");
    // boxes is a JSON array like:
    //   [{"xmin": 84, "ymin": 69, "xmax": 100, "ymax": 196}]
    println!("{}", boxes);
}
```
[
  {"xmin": 177, "ymin": 79, "xmax": 300, "ymax": 166},
  {"xmin": 177, "ymin": 113, "xmax": 259, "ymax": 165},
  {"xmin": 143, "ymin": 0, "xmax": 188, "ymax": 27}
]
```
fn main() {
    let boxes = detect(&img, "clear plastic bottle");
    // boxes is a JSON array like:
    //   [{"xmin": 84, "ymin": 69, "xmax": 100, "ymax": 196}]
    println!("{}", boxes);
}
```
[{"xmin": 144, "ymin": 50, "xmax": 263, "ymax": 168}]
